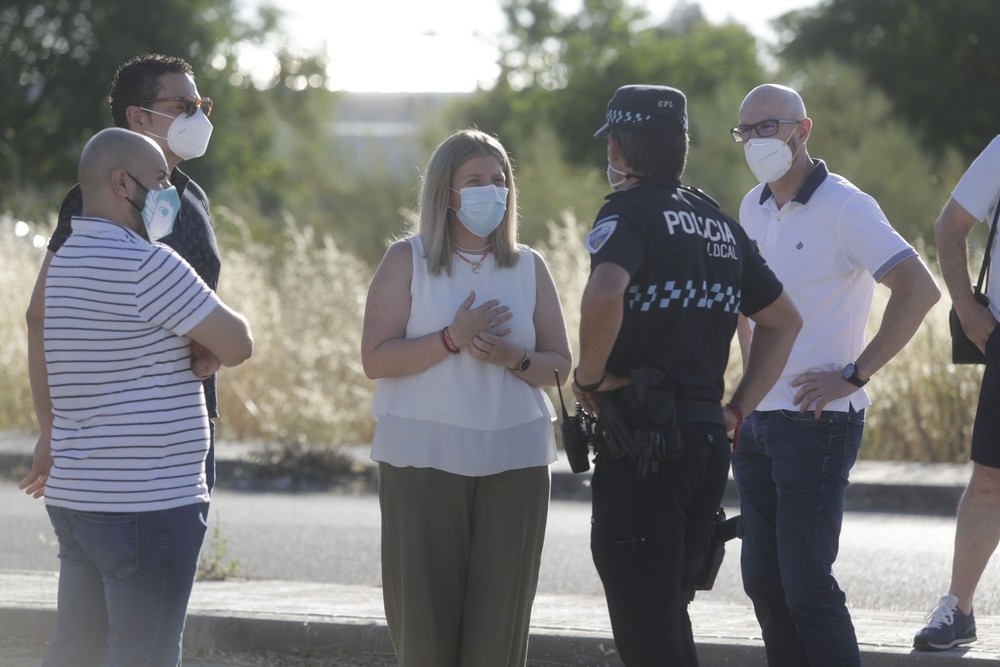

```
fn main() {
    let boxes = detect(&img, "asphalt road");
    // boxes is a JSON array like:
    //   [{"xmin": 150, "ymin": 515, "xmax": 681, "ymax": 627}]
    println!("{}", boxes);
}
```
[{"xmin": 5, "ymin": 484, "xmax": 1000, "ymax": 616}]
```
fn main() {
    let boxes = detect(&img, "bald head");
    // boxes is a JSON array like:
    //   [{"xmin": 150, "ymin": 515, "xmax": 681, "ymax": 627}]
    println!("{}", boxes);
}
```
[
  {"xmin": 740, "ymin": 84, "xmax": 807, "ymax": 121},
  {"xmin": 737, "ymin": 83, "xmax": 814, "ymax": 191},
  {"xmin": 78, "ymin": 127, "xmax": 169, "ymax": 230},
  {"xmin": 79, "ymin": 128, "xmax": 166, "ymax": 194}
]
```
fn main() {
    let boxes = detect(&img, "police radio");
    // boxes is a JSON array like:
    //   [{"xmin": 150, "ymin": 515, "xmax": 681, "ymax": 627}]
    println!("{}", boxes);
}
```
[{"xmin": 555, "ymin": 370, "xmax": 594, "ymax": 473}]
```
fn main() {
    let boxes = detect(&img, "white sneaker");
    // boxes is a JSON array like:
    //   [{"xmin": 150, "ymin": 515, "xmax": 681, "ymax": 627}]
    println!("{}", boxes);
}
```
[{"xmin": 913, "ymin": 594, "xmax": 977, "ymax": 651}]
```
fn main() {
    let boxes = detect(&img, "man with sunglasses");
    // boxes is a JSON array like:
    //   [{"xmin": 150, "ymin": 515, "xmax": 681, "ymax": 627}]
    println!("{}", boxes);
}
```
[
  {"xmin": 22, "ymin": 53, "xmax": 224, "ymax": 496},
  {"xmin": 730, "ymin": 83, "xmax": 940, "ymax": 666}
]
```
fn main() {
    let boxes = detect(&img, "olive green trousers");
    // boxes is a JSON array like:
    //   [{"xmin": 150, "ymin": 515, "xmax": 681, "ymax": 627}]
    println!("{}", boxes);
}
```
[{"xmin": 378, "ymin": 462, "xmax": 550, "ymax": 667}]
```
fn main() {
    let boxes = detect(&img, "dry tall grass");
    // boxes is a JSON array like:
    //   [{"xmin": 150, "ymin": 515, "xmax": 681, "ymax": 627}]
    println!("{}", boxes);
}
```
[
  {"xmin": 0, "ymin": 212, "xmax": 982, "ymax": 462},
  {"xmin": 857, "ymin": 276, "xmax": 981, "ymax": 462},
  {"xmin": 0, "ymin": 215, "xmax": 45, "ymax": 432}
]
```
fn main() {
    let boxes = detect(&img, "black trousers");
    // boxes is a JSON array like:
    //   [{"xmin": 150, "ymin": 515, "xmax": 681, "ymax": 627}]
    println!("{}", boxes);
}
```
[{"xmin": 590, "ymin": 420, "xmax": 731, "ymax": 667}]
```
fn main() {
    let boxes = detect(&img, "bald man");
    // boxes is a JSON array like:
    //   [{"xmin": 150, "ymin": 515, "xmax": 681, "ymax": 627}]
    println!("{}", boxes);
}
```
[
  {"xmin": 729, "ymin": 85, "xmax": 940, "ymax": 666},
  {"xmin": 24, "ymin": 54, "xmax": 226, "ymax": 497},
  {"xmin": 22, "ymin": 128, "xmax": 252, "ymax": 667}
]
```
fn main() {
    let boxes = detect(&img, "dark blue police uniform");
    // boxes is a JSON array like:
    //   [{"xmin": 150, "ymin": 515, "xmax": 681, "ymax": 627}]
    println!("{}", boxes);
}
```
[{"xmin": 587, "ymin": 177, "xmax": 783, "ymax": 666}]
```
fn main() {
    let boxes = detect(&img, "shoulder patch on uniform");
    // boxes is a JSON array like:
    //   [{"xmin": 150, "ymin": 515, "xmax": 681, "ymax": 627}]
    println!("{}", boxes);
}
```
[{"xmin": 586, "ymin": 216, "xmax": 618, "ymax": 254}]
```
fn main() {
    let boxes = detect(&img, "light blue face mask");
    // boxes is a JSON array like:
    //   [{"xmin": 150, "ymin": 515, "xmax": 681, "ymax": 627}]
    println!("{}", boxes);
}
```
[
  {"xmin": 453, "ymin": 184, "xmax": 508, "ymax": 238},
  {"xmin": 127, "ymin": 172, "xmax": 181, "ymax": 241}
]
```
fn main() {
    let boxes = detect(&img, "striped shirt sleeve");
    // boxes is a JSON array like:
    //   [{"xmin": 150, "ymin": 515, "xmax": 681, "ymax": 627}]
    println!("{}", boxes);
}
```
[{"xmin": 136, "ymin": 244, "xmax": 220, "ymax": 336}]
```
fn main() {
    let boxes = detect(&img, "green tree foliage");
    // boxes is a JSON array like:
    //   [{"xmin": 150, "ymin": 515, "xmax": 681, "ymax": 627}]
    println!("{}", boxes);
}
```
[
  {"xmin": 450, "ymin": 0, "xmax": 964, "ymax": 244},
  {"xmin": 2, "ymin": 0, "xmax": 972, "ymax": 268},
  {"xmin": 777, "ymin": 0, "xmax": 1000, "ymax": 162},
  {"xmin": 0, "ymin": 0, "xmax": 344, "ymax": 248},
  {"xmin": 507, "ymin": 125, "xmax": 606, "ymax": 244},
  {"xmin": 1, "ymin": 0, "xmax": 269, "ymax": 196},
  {"xmin": 452, "ymin": 0, "xmax": 765, "ymax": 226},
  {"xmin": 460, "ymin": 0, "xmax": 761, "ymax": 163},
  {"xmin": 775, "ymin": 57, "xmax": 961, "ymax": 244}
]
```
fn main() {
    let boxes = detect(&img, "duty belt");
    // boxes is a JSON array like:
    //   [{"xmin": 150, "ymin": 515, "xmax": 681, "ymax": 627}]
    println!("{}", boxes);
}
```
[
  {"xmin": 674, "ymin": 401, "xmax": 725, "ymax": 426},
  {"xmin": 593, "ymin": 392, "xmax": 726, "ymax": 478}
]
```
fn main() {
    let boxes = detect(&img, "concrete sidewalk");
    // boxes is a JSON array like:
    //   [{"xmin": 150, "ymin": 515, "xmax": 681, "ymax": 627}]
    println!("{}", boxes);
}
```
[
  {"xmin": 4, "ymin": 431, "xmax": 996, "ymax": 665},
  {"xmin": 3, "ymin": 570, "xmax": 999, "ymax": 665}
]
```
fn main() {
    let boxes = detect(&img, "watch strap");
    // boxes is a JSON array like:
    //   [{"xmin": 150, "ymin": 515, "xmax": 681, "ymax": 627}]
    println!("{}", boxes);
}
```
[
  {"xmin": 843, "ymin": 362, "xmax": 868, "ymax": 388},
  {"xmin": 509, "ymin": 350, "xmax": 531, "ymax": 372}
]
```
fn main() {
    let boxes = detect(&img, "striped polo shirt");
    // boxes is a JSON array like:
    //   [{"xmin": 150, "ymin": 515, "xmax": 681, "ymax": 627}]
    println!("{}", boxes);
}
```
[{"xmin": 43, "ymin": 216, "xmax": 221, "ymax": 512}]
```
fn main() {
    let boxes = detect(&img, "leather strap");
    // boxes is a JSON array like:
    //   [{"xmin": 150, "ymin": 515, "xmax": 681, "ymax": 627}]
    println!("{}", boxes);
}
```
[{"xmin": 973, "ymin": 196, "xmax": 1000, "ymax": 296}]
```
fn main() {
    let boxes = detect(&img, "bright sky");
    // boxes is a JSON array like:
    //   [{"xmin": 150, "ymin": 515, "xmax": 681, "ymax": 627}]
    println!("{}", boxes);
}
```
[{"xmin": 240, "ymin": 0, "xmax": 818, "ymax": 92}]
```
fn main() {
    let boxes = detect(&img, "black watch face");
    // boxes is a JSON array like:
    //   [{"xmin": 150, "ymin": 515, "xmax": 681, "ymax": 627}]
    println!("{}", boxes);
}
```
[
  {"xmin": 843, "ymin": 362, "xmax": 866, "ymax": 387},
  {"xmin": 521, "ymin": 357, "xmax": 531, "ymax": 372}
]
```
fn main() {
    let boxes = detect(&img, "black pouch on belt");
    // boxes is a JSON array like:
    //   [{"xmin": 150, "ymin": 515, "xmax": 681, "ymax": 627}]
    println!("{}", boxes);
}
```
[
  {"xmin": 594, "ymin": 367, "xmax": 684, "ymax": 477},
  {"xmin": 632, "ymin": 367, "xmax": 684, "ymax": 470},
  {"xmin": 593, "ymin": 389, "xmax": 632, "ymax": 460}
]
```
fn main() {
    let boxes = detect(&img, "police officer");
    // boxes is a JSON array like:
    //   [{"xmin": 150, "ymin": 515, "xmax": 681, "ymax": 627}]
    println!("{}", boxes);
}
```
[{"xmin": 572, "ymin": 84, "xmax": 801, "ymax": 667}]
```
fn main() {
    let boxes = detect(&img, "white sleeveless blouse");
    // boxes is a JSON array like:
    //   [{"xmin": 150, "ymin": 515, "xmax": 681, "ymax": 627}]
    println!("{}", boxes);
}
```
[{"xmin": 370, "ymin": 235, "xmax": 556, "ymax": 476}]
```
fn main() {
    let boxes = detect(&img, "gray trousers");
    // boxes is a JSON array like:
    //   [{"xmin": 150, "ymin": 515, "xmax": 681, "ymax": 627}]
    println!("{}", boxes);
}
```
[{"xmin": 378, "ymin": 462, "xmax": 550, "ymax": 667}]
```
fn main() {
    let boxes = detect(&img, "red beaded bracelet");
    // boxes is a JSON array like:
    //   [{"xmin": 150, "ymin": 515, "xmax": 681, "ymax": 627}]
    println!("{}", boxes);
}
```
[{"xmin": 441, "ymin": 326, "xmax": 460, "ymax": 354}]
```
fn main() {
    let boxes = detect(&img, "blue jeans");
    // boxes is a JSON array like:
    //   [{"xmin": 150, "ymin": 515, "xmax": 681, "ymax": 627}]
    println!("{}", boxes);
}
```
[
  {"xmin": 732, "ymin": 408, "xmax": 864, "ymax": 667},
  {"xmin": 43, "ymin": 502, "xmax": 209, "ymax": 667}
]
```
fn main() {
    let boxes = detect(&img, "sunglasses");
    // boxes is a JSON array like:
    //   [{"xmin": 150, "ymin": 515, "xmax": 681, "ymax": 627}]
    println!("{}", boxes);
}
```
[{"xmin": 142, "ymin": 96, "xmax": 214, "ymax": 118}]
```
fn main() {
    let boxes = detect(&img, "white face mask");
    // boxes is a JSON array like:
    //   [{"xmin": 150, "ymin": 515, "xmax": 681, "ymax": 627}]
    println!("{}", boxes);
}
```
[
  {"xmin": 143, "ymin": 107, "xmax": 214, "ymax": 160},
  {"xmin": 453, "ymin": 184, "xmax": 508, "ymax": 237},
  {"xmin": 743, "ymin": 131, "xmax": 798, "ymax": 184},
  {"xmin": 607, "ymin": 161, "xmax": 630, "ymax": 190}
]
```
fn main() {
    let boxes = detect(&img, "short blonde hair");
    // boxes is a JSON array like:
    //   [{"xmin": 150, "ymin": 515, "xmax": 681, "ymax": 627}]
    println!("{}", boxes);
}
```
[{"xmin": 414, "ymin": 129, "xmax": 519, "ymax": 276}]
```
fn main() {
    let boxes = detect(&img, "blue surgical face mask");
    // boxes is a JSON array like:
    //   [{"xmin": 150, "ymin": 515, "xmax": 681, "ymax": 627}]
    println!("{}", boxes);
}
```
[
  {"xmin": 452, "ymin": 184, "xmax": 508, "ymax": 238},
  {"xmin": 126, "ymin": 172, "xmax": 181, "ymax": 241}
]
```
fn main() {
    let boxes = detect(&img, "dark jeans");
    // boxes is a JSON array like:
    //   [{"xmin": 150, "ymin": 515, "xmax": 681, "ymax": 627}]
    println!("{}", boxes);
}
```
[
  {"xmin": 732, "ymin": 408, "xmax": 865, "ymax": 667},
  {"xmin": 42, "ymin": 502, "xmax": 209, "ymax": 667},
  {"xmin": 590, "ymin": 420, "xmax": 731, "ymax": 667}
]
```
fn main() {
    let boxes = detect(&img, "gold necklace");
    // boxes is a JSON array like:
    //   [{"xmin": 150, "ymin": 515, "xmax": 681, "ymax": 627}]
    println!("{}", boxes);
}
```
[
  {"xmin": 453, "ymin": 242, "xmax": 492, "ymax": 253},
  {"xmin": 454, "ymin": 246, "xmax": 492, "ymax": 274}
]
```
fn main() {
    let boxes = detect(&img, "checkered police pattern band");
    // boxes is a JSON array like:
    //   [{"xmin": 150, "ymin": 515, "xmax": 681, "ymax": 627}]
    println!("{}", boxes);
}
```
[
  {"xmin": 607, "ymin": 109, "xmax": 654, "ymax": 126},
  {"xmin": 627, "ymin": 280, "xmax": 741, "ymax": 312}
]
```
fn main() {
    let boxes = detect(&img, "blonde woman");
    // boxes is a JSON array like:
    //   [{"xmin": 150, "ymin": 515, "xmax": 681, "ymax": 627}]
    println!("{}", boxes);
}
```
[{"xmin": 361, "ymin": 129, "xmax": 572, "ymax": 667}]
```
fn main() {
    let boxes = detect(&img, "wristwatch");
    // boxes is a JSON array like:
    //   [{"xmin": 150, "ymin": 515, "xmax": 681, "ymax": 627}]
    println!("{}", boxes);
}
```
[
  {"xmin": 510, "ymin": 350, "xmax": 532, "ymax": 373},
  {"xmin": 841, "ymin": 361, "xmax": 868, "ymax": 388}
]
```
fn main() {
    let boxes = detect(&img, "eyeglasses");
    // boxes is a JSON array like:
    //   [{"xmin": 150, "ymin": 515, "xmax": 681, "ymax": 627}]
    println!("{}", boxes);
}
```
[
  {"xmin": 142, "ymin": 96, "xmax": 213, "ymax": 118},
  {"xmin": 730, "ymin": 119, "xmax": 800, "ymax": 143}
]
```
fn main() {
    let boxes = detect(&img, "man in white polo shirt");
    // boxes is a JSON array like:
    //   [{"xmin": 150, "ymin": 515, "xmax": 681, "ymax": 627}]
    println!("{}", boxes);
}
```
[
  {"xmin": 20, "ymin": 127, "xmax": 252, "ymax": 667},
  {"xmin": 730, "ymin": 84, "xmax": 940, "ymax": 666},
  {"xmin": 913, "ymin": 134, "xmax": 1000, "ymax": 651}
]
